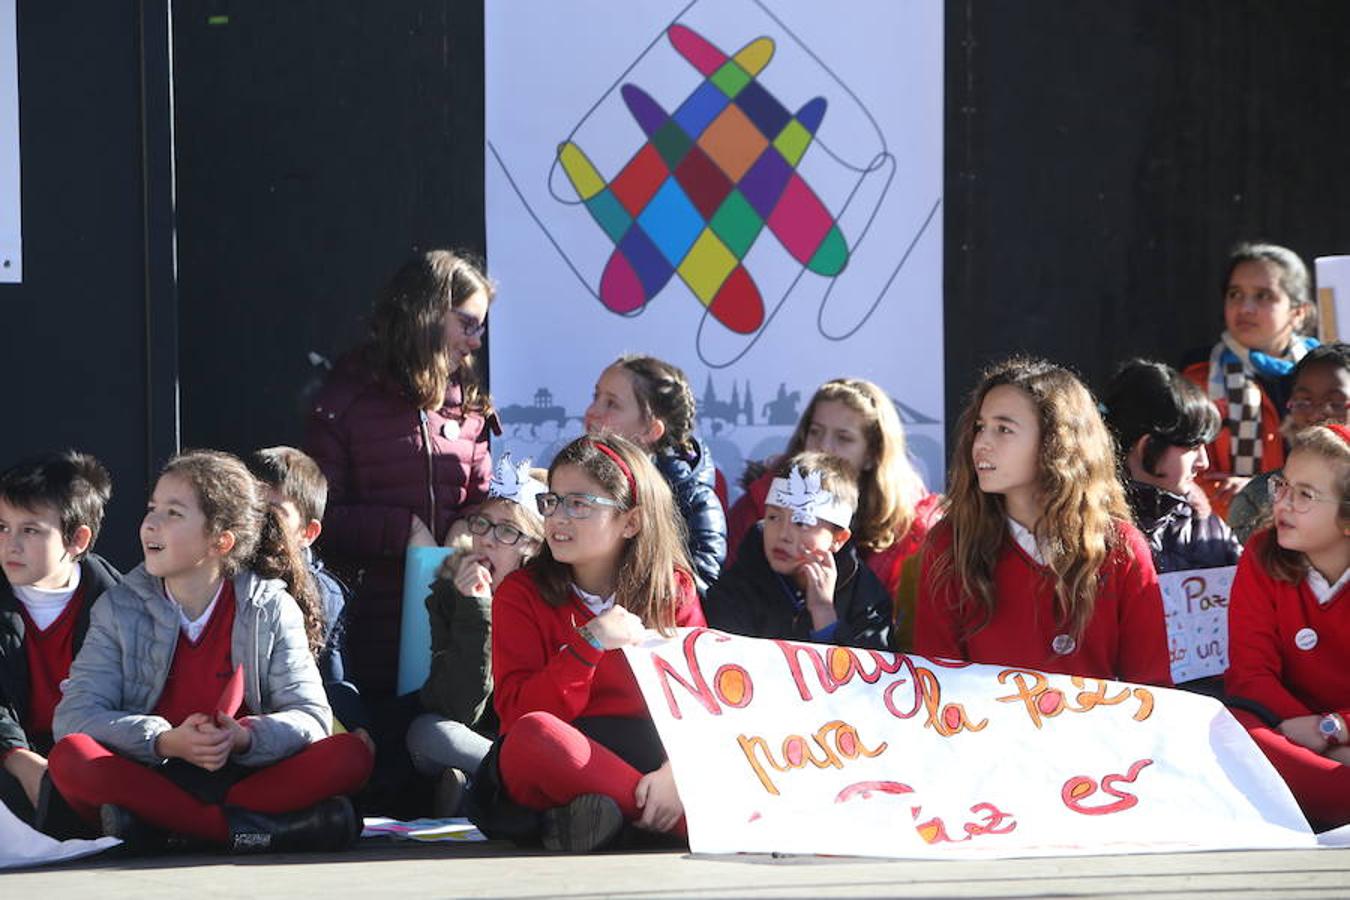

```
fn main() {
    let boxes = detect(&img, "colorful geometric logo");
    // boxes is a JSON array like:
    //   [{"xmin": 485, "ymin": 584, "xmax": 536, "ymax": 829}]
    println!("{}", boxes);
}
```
[{"xmin": 557, "ymin": 25, "xmax": 849, "ymax": 335}]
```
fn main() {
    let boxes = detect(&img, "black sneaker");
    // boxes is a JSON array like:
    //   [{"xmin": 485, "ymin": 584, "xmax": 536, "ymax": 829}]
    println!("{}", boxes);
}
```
[{"xmin": 540, "ymin": 794, "xmax": 624, "ymax": 853}]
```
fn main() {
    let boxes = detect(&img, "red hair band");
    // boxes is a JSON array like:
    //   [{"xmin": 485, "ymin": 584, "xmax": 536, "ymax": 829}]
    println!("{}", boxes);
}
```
[
  {"xmin": 1325, "ymin": 424, "xmax": 1350, "ymax": 448},
  {"xmin": 591, "ymin": 440, "xmax": 638, "ymax": 502}
]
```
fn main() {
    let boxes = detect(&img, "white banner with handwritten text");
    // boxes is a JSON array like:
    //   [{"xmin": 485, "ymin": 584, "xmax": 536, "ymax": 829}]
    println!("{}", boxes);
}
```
[{"xmin": 625, "ymin": 629, "xmax": 1313, "ymax": 858}]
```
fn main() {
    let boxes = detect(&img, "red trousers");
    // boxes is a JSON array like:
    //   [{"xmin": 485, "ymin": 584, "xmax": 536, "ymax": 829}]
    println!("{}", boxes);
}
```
[
  {"xmin": 48, "ymin": 733, "xmax": 373, "ymax": 842},
  {"xmin": 1235, "ymin": 710, "xmax": 1350, "ymax": 829},
  {"xmin": 497, "ymin": 711, "xmax": 685, "ymax": 835}
]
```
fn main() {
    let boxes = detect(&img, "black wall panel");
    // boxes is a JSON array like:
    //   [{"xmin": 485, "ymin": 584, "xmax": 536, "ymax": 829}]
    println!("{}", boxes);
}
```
[
  {"xmin": 172, "ymin": 1, "xmax": 485, "ymax": 457},
  {"xmin": 945, "ymin": 1, "xmax": 1350, "ymax": 423},
  {"xmin": 0, "ymin": 2, "xmax": 170, "ymax": 568}
]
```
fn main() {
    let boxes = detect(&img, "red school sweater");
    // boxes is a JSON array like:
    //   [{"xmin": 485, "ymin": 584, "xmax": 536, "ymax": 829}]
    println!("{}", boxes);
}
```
[
  {"xmin": 18, "ymin": 583, "xmax": 87, "ymax": 739},
  {"xmin": 1225, "ymin": 531, "xmax": 1350, "ymax": 723},
  {"xmin": 153, "ymin": 581, "xmax": 241, "ymax": 726},
  {"xmin": 914, "ymin": 520, "xmax": 1172, "ymax": 686},
  {"xmin": 491, "ymin": 568, "xmax": 707, "ymax": 733}
]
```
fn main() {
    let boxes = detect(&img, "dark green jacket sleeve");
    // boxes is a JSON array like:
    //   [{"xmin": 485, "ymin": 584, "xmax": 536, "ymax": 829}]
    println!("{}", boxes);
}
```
[{"xmin": 418, "ymin": 577, "xmax": 493, "ymax": 728}]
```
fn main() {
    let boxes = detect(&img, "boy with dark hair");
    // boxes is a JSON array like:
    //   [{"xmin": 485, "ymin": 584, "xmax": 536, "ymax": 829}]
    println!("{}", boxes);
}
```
[
  {"xmin": 704, "ymin": 451, "xmax": 891, "ymax": 649},
  {"xmin": 247, "ymin": 446, "xmax": 369, "ymax": 741},
  {"xmin": 0, "ymin": 450, "xmax": 121, "ymax": 830}
]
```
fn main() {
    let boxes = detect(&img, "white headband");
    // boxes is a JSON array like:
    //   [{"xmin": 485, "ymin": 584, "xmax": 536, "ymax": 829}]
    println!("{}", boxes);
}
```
[
  {"xmin": 487, "ymin": 452, "xmax": 547, "ymax": 518},
  {"xmin": 766, "ymin": 467, "xmax": 854, "ymax": 529}
]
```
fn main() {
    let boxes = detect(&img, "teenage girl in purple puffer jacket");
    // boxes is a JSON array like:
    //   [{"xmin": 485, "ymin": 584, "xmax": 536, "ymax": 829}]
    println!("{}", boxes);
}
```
[{"xmin": 305, "ymin": 251, "xmax": 496, "ymax": 699}]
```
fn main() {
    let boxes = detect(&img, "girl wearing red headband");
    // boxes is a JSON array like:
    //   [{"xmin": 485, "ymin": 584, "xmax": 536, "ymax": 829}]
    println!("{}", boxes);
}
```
[
  {"xmin": 1226, "ymin": 424, "xmax": 1350, "ymax": 830},
  {"xmin": 469, "ymin": 434, "xmax": 705, "ymax": 852}
]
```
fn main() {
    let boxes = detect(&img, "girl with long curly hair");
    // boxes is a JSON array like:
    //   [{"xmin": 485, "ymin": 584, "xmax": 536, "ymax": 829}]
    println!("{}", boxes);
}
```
[{"xmin": 914, "ymin": 358, "xmax": 1171, "ymax": 685}]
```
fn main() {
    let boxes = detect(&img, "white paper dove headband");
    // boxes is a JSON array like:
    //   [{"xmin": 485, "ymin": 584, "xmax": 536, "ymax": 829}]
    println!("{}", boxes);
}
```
[
  {"xmin": 766, "ymin": 467, "xmax": 855, "ymax": 529},
  {"xmin": 487, "ymin": 452, "xmax": 547, "ymax": 518}
]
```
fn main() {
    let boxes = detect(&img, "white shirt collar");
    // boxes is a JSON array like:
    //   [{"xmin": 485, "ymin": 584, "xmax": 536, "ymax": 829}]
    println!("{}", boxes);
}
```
[
  {"xmin": 166, "ymin": 580, "xmax": 227, "ymax": 642},
  {"xmin": 1306, "ymin": 566, "xmax": 1350, "ymax": 606},
  {"xmin": 13, "ymin": 565, "xmax": 82, "ymax": 631},
  {"xmin": 1007, "ymin": 518, "xmax": 1046, "ymax": 566},
  {"xmin": 572, "ymin": 583, "xmax": 616, "ymax": 617}
]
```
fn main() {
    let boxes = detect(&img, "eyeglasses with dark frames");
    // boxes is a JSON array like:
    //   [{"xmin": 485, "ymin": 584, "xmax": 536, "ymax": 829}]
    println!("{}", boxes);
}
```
[
  {"xmin": 452, "ymin": 309, "xmax": 486, "ymax": 339},
  {"xmin": 467, "ymin": 513, "xmax": 530, "ymax": 545}
]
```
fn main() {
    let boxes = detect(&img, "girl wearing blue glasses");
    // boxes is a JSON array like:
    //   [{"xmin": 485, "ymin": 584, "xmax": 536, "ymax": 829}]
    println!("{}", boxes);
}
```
[{"xmin": 468, "ymin": 434, "xmax": 705, "ymax": 853}]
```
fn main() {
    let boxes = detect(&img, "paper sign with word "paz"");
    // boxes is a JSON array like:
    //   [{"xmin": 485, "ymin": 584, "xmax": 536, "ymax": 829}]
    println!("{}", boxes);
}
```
[{"xmin": 1158, "ymin": 566, "xmax": 1235, "ymax": 685}]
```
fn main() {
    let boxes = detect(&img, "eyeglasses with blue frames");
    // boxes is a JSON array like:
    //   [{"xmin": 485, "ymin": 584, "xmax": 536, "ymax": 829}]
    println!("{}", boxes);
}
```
[
  {"xmin": 452, "ymin": 309, "xmax": 486, "ymax": 339},
  {"xmin": 466, "ymin": 513, "xmax": 531, "ymax": 546},
  {"xmin": 536, "ymin": 492, "xmax": 623, "ymax": 519},
  {"xmin": 1267, "ymin": 474, "xmax": 1338, "ymax": 514}
]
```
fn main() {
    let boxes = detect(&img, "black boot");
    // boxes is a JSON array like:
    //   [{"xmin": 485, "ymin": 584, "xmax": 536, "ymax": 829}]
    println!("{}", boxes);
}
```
[
  {"xmin": 35, "ymin": 772, "xmax": 99, "ymax": 840},
  {"xmin": 540, "ymin": 793, "xmax": 624, "ymax": 853},
  {"xmin": 99, "ymin": 804, "xmax": 214, "ymax": 855},
  {"xmin": 224, "ymin": 796, "xmax": 359, "ymax": 854}
]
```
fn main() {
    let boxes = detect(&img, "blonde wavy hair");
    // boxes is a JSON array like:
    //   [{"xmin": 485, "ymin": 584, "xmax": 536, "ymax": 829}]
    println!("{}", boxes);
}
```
[
  {"xmin": 928, "ymin": 358, "xmax": 1130, "ymax": 641},
  {"xmin": 1256, "ymin": 426, "xmax": 1350, "ymax": 583},
  {"xmin": 784, "ymin": 378, "xmax": 926, "ymax": 553},
  {"xmin": 527, "ymin": 433, "xmax": 694, "ymax": 634}
]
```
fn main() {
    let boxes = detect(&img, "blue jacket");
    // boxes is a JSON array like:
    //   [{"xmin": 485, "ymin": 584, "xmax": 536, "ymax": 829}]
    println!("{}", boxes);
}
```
[
  {"xmin": 1126, "ymin": 480, "xmax": 1242, "ymax": 574},
  {"xmin": 654, "ymin": 438, "xmax": 727, "ymax": 594}
]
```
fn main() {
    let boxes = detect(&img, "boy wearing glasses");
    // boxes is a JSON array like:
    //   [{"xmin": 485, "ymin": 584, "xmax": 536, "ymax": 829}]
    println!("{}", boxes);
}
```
[
  {"xmin": 247, "ymin": 447, "xmax": 371, "ymax": 744},
  {"xmin": 410, "ymin": 454, "xmax": 546, "ymax": 815}
]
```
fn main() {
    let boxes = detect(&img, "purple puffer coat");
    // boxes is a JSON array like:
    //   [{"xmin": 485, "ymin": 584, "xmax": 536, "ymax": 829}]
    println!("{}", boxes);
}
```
[{"xmin": 304, "ymin": 350, "xmax": 492, "ymax": 698}]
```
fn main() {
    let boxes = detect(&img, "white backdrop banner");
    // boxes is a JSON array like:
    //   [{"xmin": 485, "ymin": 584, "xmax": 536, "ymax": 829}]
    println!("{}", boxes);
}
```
[
  {"xmin": 486, "ymin": 0, "xmax": 945, "ymax": 493},
  {"xmin": 623, "ymin": 629, "xmax": 1315, "ymax": 858}
]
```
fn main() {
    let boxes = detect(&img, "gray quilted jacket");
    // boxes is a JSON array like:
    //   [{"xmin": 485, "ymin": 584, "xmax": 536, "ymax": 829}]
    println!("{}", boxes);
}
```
[{"xmin": 53, "ymin": 565, "xmax": 331, "ymax": 767}]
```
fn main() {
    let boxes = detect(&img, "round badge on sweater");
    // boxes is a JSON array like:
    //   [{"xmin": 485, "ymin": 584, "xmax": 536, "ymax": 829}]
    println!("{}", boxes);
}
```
[
  {"xmin": 442, "ymin": 420, "xmax": 460, "ymax": 441},
  {"xmin": 1294, "ymin": 627, "xmax": 1318, "ymax": 651},
  {"xmin": 1051, "ymin": 634, "xmax": 1076, "ymax": 655}
]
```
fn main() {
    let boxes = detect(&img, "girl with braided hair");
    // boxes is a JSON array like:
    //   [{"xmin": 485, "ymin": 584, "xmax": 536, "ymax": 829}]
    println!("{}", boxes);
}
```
[{"xmin": 584, "ymin": 354, "xmax": 726, "ymax": 593}]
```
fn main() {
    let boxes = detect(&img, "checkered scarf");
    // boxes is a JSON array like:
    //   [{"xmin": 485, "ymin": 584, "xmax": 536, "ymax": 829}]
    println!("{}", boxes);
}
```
[{"xmin": 1207, "ymin": 331, "xmax": 1315, "ymax": 476}]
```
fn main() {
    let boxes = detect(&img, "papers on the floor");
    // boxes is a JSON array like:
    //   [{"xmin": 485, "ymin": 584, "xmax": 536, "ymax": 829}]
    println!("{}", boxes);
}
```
[
  {"xmin": 0, "ymin": 800, "xmax": 120, "ymax": 869},
  {"xmin": 361, "ymin": 816, "xmax": 486, "ymax": 842}
]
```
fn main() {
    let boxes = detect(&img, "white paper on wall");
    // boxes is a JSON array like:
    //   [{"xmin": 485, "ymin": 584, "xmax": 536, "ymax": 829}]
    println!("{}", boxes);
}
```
[{"xmin": 1316, "ymin": 255, "xmax": 1350, "ymax": 343}]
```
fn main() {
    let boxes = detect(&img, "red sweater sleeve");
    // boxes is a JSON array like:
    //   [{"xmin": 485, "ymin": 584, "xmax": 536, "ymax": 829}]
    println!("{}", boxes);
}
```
[
  {"xmin": 674, "ymin": 571, "xmax": 708, "ymax": 628},
  {"xmin": 1111, "ymin": 523, "xmax": 1173, "ymax": 687},
  {"xmin": 490, "ymin": 572, "xmax": 606, "ymax": 733},
  {"xmin": 1225, "ymin": 545, "xmax": 1313, "ymax": 720},
  {"xmin": 913, "ymin": 527, "xmax": 966, "ymax": 663}
]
